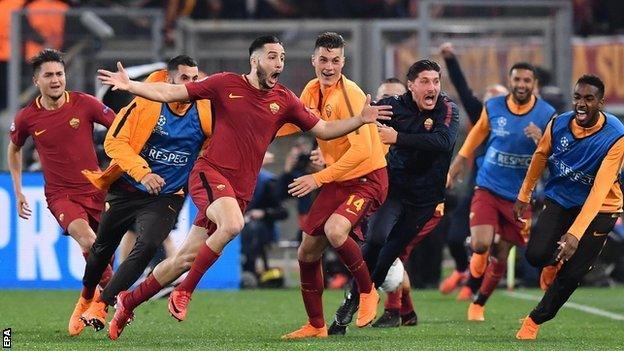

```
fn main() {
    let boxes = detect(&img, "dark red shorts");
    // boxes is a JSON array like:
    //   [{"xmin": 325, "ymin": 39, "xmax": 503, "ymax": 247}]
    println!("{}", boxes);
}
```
[
  {"xmin": 302, "ymin": 167, "xmax": 388, "ymax": 241},
  {"xmin": 399, "ymin": 204, "xmax": 444, "ymax": 262},
  {"xmin": 189, "ymin": 160, "xmax": 248, "ymax": 231},
  {"xmin": 47, "ymin": 190, "xmax": 106, "ymax": 234},
  {"xmin": 469, "ymin": 188, "xmax": 531, "ymax": 247}
]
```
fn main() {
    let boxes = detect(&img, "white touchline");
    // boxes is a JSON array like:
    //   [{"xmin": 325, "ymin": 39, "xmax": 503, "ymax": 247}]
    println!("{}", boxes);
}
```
[{"xmin": 505, "ymin": 291, "xmax": 624, "ymax": 321}]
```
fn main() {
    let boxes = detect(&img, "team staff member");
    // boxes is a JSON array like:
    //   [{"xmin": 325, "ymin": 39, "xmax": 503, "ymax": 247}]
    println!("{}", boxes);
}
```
[
  {"xmin": 515, "ymin": 75, "xmax": 624, "ymax": 340},
  {"xmin": 7, "ymin": 49, "xmax": 115, "ymax": 336},
  {"xmin": 78, "ymin": 56, "xmax": 212, "ymax": 337},
  {"xmin": 329, "ymin": 60, "xmax": 460, "ymax": 334}
]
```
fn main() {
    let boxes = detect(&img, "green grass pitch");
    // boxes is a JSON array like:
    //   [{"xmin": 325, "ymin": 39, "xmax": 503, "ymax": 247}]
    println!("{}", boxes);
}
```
[{"xmin": 3, "ymin": 287, "xmax": 623, "ymax": 350}]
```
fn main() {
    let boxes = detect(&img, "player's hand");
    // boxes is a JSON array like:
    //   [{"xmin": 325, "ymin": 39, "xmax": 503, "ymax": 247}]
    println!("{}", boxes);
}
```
[
  {"xmin": 98, "ymin": 61, "xmax": 131, "ymax": 91},
  {"xmin": 309, "ymin": 147, "xmax": 325, "ymax": 168},
  {"xmin": 439, "ymin": 42, "xmax": 455, "ymax": 59},
  {"xmin": 524, "ymin": 122, "xmax": 542, "ymax": 145},
  {"xmin": 446, "ymin": 155, "xmax": 468, "ymax": 189},
  {"xmin": 16, "ymin": 192, "xmax": 32, "ymax": 219},
  {"xmin": 555, "ymin": 233, "xmax": 579, "ymax": 262},
  {"xmin": 513, "ymin": 199, "xmax": 530, "ymax": 222},
  {"xmin": 360, "ymin": 94, "xmax": 392, "ymax": 123},
  {"xmin": 288, "ymin": 174, "xmax": 319, "ymax": 198},
  {"xmin": 378, "ymin": 124, "xmax": 398, "ymax": 145},
  {"xmin": 140, "ymin": 173, "xmax": 165, "ymax": 195}
]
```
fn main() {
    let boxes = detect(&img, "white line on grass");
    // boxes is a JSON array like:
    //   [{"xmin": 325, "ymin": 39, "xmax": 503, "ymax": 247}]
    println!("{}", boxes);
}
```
[{"xmin": 504, "ymin": 291, "xmax": 624, "ymax": 321}]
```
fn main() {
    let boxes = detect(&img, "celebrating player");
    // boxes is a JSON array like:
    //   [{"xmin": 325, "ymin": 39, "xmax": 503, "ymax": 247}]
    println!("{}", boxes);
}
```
[
  {"xmin": 7, "ymin": 49, "xmax": 115, "ymax": 336},
  {"xmin": 95, "ymin": 35, "xmax": 392, "ymax": 339}
]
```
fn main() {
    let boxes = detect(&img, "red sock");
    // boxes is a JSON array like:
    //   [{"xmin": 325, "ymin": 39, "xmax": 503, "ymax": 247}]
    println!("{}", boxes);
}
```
[
  {"xmin": 335, "ymin": 237, "xmax": 372, "ymax": 293},
  {"xmin": 176, "ymin": 243, "xmax": 220, "ymax": 293},
  {"xmin": 478, "ymin": 259, "xmax": 507, "ymax": 297},
  {"xmin": 385, "ymin": 289, "xmax": 402, "ymax": 310},
  {"xmin": 400, "ymin": 284, "xmax": 414, "ymax": 315},
  {"xmin": 299, "ymin": 259, "xmax": 325, "ymax": 328},
  {"xmin": 124, "ymin": 274, "xmax": 163, "ymax": 310}
]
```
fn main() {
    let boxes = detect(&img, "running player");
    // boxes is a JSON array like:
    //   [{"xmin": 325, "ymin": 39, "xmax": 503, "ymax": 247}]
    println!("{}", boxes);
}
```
[
  {"xmin": 77, "ymin": 56, "xmax": 213, "ymax": 337},
  {"xmin": 279, "ymin": 32, "xmax": 388, "ymax": 339},
  {"xmin": 96, "ymin": 35, "xmax": 392, "ymax": 339},
  {"xmin": 447, "ymin": 62, "xmax": 556, "ymax": 322},
  {"xmin": 7, "ymin": 49, "xmax": 115, "ymax": 336},
  {"xmin": 515, "ymin": 75, "xmax": 624, "ymax": 339}
]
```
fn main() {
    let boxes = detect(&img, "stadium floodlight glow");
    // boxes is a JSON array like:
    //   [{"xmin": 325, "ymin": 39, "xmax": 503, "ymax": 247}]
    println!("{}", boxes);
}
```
[{"xmin": 80, "ymin": 11, "xmax": 114, "ymax": 39}]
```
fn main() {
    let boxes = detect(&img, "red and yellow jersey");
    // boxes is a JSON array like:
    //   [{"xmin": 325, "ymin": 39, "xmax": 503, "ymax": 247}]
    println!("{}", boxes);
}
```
[
  {"xmin": 10, "ymin": 91, "xmax": 115, "ymax": 198},
  {"xmin": 279, "ymin": 75, "xmax": 387, "ymax": 185}
]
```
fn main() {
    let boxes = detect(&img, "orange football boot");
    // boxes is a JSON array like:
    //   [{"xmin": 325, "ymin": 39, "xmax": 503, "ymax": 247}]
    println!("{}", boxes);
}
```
[
  {"xmin": 281, "ymin": 323, "xmax": 328, "ymax": 339},
  {"xmin": 467, "ymin": 303, "xmax": 485, "ymax": 321},
  {"xmin": 516, "ymin": 316, "xmax": 540, "ymax": 340},
  {"xmin": 356, "ymin": 285, "xmax": 379, "ymax": 327}
]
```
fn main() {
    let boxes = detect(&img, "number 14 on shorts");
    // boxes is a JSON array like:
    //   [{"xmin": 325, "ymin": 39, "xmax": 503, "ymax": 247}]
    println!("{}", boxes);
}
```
[{"xmin": 345, "ymin": 194, "xmax": 365, "ymax": 214}]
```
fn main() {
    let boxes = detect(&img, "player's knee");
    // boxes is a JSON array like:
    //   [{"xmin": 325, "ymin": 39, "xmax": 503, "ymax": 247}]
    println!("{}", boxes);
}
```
[
  {"xmin": 219, "ymin": 217, "xmax": 245, "ymax": 236},
  {"xmin": 471, "ymin": 241, "xmax": 489, "ymax": 254},
  {"xmin": 297, "ymin": 246, "xmax": 320, "ymax": 262},
  {"xmin": 324, "ymin": 222, "xmax": 349, "ymax": 246}
]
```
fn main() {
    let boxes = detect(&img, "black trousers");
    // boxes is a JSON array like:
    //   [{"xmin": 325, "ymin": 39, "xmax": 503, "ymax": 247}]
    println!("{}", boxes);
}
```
[
  {"xmin": 356, "ymin": 192, "xmax": 437, "ymax": 290},
  {"xmin": 526, "ymin": 198, "xmax": 618, "ymax": 324},
  {"xmin": 83, "ymin": 186, "xmax": 184, "ymax": 305}
]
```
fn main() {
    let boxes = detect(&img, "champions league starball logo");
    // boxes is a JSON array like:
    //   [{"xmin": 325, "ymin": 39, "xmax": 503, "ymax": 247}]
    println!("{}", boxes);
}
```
[
  {"xmin": 153, "ymin": 115, "xmax": 169, "ymax": 136},
  {"xmin": 560, "ymin": 136, "xmax": 569, "ymax": 149},
  {"xmin": 497, "ymin": 117, "xmax": 507, "ymax": 127},
  {"xmin": 157, "ymin": 115, "xmax": 166, "ymax": 127}
]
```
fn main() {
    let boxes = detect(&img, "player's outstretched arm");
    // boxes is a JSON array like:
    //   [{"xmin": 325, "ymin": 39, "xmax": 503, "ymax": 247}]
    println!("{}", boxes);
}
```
[
  {"xmin": 310, "ymin": 94, "xmax": 392, "ymax": 140},
  {"xmin": 7, "ymin": 141, "xmax": 31, "ymax": 219},
  {"xmin": 98, "ymin": 61, "xmax": 189, "ymax": 102}
]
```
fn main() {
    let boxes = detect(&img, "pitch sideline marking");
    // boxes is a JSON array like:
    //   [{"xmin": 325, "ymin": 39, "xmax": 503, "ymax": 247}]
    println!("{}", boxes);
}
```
[{"xmin": 504, "ymin": 291, "xmax": 624, "ymax": 321}]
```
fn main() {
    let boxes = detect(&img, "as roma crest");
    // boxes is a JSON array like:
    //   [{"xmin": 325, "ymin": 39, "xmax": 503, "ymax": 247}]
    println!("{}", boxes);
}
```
[
  {"xmin": 325, "ymin": 104, "xmax": 332, "ymax": 117},
  {"xmin": 423, "ymin": 118, "xmax": 433, "ymax": 131},
  {"xmin": 269, "ymin": 102, "xmax": 280, "ymax": 114},
  {"xmin": 69, "ymin": 117, "xmax": 80, "ymax": 129}
]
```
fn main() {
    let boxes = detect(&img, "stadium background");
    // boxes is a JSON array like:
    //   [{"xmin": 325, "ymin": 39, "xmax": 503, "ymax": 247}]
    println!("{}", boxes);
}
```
[{"xmin": 0, "ymin": 3, "xmax": 623, "ymax": 347}]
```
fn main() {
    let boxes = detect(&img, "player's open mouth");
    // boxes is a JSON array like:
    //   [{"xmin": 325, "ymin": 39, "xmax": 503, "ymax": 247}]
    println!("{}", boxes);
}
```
[
  {"xmin": 576, "ymin": 108, "xmax": 588, "ymax": 121},
  {"xmin": 424, "ymin": 94, "xmax": 436, "ymax": 104},
  {"xmin": 268, "ymin": 72, "xmax": 280, "ymax": 85},
  {"xmin": 322, "ymin": 72, "xmax": 334, "ymax": 78}
]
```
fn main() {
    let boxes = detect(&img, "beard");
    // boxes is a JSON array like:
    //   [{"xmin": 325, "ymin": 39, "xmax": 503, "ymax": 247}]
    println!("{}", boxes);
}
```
[{"xmin": 256, "ymin": 65, "xmax": 273, "ymax": 90}]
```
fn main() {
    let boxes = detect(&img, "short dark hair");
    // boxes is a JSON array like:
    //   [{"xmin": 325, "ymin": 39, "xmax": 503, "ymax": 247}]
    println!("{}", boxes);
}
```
[
  {"xmin": 31, "ymin": 49, "xmax": 65, "ymax": 75},
  {"xmin": 576, "ymin": 74, "xmax": 605, "ymax": 98},
  {"xmin": 509, "ymin": 62, "xmax": 535, "ymax": 76},
  {"xmin": 167, "ymin": 55, "xmax": 198, "ymax": 72},
  {"xmin": 406, "ymin": 59, "xmax": 441, "ymax": 81},
  {"xmin": 314, "ymin": 32, "xmax": 346, "ymax": 51},
  {"xmin": 383, "ymin": 77, "xmax": 403, "ymax": 84},
  {"xmin": 249, "ymin": 35, "xmax": 282, "ymax": 57}
]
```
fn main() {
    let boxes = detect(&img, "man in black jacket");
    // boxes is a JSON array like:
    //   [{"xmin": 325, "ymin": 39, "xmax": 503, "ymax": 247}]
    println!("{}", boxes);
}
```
[{"xmin": 329, "ymin": 59, "xmax": 460, "ymax": 334}]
